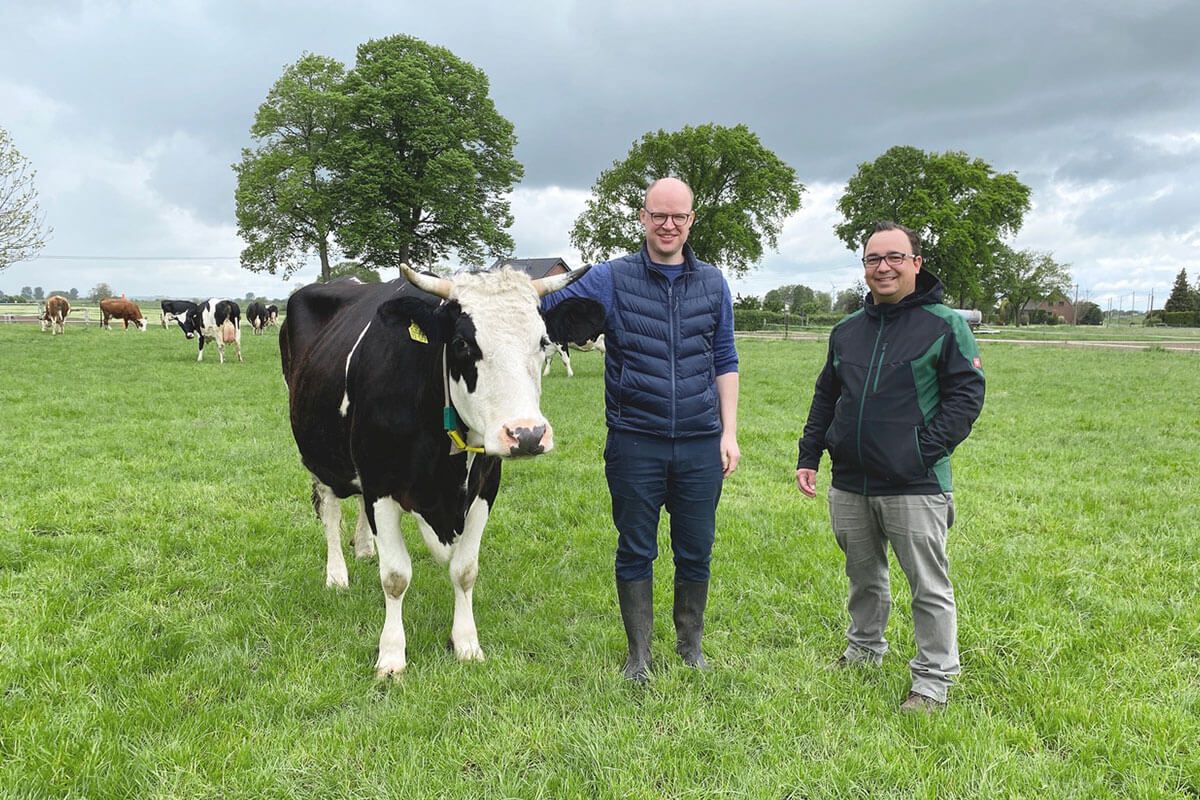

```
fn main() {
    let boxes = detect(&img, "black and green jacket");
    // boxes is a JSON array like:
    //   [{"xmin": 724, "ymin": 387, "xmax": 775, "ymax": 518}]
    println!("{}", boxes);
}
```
[{"xmin": 797, "ymin": 271, "xmax": 985, "ymax": 496}]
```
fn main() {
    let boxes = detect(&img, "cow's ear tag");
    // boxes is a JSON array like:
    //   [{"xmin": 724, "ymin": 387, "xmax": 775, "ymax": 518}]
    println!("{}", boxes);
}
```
[{"xmin": 408, "ymin": 321, "xmax": 428, "ymax": 344}]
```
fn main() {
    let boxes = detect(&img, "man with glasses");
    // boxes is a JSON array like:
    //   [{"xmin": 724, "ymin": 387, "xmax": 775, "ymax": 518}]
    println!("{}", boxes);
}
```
[
  {"xmin": 794, "ymin": 220, "xmax": 984, "ymax": 712},
  {"xmin": 541, "ymin": 176, "xmax": 739, "ymax": 682}
]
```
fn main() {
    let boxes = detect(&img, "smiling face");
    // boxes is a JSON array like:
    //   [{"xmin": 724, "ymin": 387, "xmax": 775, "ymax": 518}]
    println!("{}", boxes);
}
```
[
  {"xmin": 639, "ymin": 178, "xmax": 694, "ymax": 265},
  {"xmin": 863, "ymin": 228, "xmax": 922, "ymax": 304}
]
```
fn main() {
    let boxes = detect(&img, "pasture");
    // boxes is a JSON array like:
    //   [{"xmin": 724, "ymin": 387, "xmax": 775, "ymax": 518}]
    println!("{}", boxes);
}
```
[{"xmin": 1, "ymin": 323, "xmax": 1197, "ymax": 799}]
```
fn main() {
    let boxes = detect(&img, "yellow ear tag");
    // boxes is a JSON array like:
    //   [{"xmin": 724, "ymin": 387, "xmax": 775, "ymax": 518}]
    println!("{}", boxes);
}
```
[{"xmin": 408, "ymin": 321, "xmax": 428, "ymax": 344}]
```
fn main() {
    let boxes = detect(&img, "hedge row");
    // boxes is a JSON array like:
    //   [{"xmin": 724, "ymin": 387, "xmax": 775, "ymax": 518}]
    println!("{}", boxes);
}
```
[
  {"xmin": 1162, "ymin": 311, "xmax": 1200, "ymax": 327},
  {"xmin": 734, "ymin": 309, "xmax": 847, "ymax": 331}
]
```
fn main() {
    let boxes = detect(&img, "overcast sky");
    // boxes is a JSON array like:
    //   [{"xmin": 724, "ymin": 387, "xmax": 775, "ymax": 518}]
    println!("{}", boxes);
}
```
[{"xmin": 3, "ymin": 0, "xmax": 1198, "ymax": 310}]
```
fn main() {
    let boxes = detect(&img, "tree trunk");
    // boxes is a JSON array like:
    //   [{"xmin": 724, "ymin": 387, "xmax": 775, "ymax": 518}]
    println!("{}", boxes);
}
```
[{"xmin": 318, "ymin": 238, "xmax": 331, "ymax": 283}]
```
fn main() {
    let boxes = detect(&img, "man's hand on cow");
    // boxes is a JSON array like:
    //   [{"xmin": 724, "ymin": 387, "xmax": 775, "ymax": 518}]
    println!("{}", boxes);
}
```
[
  {"xmin": 721, "ymin": 432, "xmax": 741, "ymax": 477},
  {"xmin": 796, "ymin": 468, "xmax": 817, "ymax": 498}
]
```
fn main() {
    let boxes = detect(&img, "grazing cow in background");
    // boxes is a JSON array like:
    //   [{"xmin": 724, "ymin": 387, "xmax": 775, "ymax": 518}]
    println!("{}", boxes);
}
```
[
  {"xmin": 281, "ymin": 265, "xmax": 602, "ymax": 677},
  {"xmin": 541, "ymin": 297, "xmax": 607, "ymax": 376},
  {"xmin": 161, "ymin": 299, "xmax": 197, "ymax": 329},
  {"xmin": 246, "ymin": 302, "xmax": 269, "ymax": 335},
  {"xmin": 99, "ymin": 297, "xmax": 147, "ymax": 331},
  {"xmin": 41, "ymin": 295, "xmax": 70, "ymax": 335},
  {"xmin": 178, "ymin": 299, "xmax": 242, "ymax": 363},
  {"xmin": 266, "ymin": 305, "xmax": 280, "ymax": 327}
]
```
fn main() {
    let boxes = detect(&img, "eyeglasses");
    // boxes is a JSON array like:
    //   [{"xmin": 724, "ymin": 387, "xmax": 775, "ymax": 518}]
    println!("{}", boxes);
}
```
[
  {"xmin": 862, "ymin": 252, "xmax": 917, "ymax": 269},
  {"xmin": 643, "ymin": 209, "xmax": 693, "ymax": 227}
]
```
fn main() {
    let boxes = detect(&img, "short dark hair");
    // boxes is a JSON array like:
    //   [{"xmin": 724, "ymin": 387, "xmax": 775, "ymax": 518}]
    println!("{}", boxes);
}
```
[{"xmin": 863, "ymin": 221, "xmax": 921, "ymax": 256}]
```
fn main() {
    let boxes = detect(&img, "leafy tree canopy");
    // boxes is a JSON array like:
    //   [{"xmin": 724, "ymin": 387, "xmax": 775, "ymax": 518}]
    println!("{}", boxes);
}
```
[
  {"xmin": 334, "ymin": 34, "xmax": 523, "ymax": 270},
  {"xmin": 835, "ymin": 145, "xmax": 1031, "ymax": 306},
  {"xmin": 570, "ymin": 123, "xmax": 804, "ymax": 277},
  {"xmin": 986, "ymin": 244, "xmax": 1072, "ymax": 326},
  {"xmin": 1164, "ymin": 268, "xmax": 1192, "ymax": 312},
  {"xmin": 733, "ymin": 294, "xmax": 761, "ymax": 310},
  {"xmin": 235, "ymin": 53, "xmax": 347, "ymax": 281},
  {"xmin": 835, "ymin": 281, "xmax": 868, "ymax": 314}
]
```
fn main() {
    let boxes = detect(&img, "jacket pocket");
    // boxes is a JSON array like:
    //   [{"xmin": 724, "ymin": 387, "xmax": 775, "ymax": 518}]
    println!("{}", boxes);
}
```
[
  {"xmin": 824, "ymin": 415, "xmax": 857, "ymax": 467},
  {"xmin": 860, "ymin": 422, "xmax": 927, "ymax": 486}
]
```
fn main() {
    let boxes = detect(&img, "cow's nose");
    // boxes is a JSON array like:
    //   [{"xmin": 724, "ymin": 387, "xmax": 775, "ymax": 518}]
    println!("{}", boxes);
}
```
[{"xmin": 506, "ymin": 424, "xmax": 547, "ymax": 456}]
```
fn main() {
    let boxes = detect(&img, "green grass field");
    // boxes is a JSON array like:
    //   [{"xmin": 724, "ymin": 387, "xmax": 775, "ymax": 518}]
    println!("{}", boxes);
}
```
[{"xmin": 1, "ymin": 323, "xmax": 1197, "ymax": 799}]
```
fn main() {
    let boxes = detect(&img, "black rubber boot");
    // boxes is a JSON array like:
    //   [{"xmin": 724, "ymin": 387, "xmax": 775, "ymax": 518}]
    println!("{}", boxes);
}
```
[
  {"xmin": 673, "ymin": 580, "xmax": 710, "ymax": 670},
  {"xmin": 616, "ymin": 579, "xmax": 653, "ymax": 682}
]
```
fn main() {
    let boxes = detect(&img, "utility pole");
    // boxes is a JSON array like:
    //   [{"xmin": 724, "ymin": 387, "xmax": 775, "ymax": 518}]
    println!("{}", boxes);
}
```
[{"xmin": 1073, "ymin": 283, "xmax": 1079, "ymax": 325}]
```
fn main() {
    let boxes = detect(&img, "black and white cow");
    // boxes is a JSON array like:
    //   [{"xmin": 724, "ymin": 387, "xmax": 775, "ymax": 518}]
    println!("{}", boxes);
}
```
[
  {"xmin": 281, "ymin": 265, "xmax": 602, "ymax": 678},
  {"xmin": 246, "ymin": 302, "xmax": 269, "ymax": 335},
  {"xmin": 541, "ymin": 296, "xmax": 608, "ymax": 377},
  {"xmin": 266, "ymin": 305, "xmax": 279, "ymax": 327},
  {"xmin": 177, "ymin": 299, "xmax": 242, "ymax": 363},
  {"xmin": 161, "ymin": 299, "xmax": 197, "ymax": 329}
]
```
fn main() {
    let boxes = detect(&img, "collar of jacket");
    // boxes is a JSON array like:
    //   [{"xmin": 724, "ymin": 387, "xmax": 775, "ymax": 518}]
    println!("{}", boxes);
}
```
[
  {"xmin": 638, "ymin": 242, "xmax": 699, "ymax": 276},
  {"xmin": 865, "ymin": 269, "xmax": 945, "ymax": 318}
]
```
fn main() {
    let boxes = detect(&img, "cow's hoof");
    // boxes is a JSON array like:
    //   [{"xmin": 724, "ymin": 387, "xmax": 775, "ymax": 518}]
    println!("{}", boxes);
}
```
[
  {"xmin": 451, "ymin": 636, "xmax": 485, "ymax": 662},
  {"xmin": 325, "ymin": 568, "xmax": 349, "ymax": 589},
  {"xmin": 354, "ymin": 539, "xmax": 376, "ymax": 560},
  {"xmin": 374, "ymin": 658, "xmax": 407, "ymax": 680}
]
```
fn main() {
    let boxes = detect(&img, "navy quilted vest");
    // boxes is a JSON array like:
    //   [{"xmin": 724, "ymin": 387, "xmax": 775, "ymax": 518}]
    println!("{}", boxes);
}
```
[{"xmin": 604, "ymin": 245, "xmax": 724, "ymax": 438}]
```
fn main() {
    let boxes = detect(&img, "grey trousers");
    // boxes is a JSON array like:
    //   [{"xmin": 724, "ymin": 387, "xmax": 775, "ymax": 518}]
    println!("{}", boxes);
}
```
[{"xmin": 828, "ymin": 487, "xmax": 959, "ymax": 702}]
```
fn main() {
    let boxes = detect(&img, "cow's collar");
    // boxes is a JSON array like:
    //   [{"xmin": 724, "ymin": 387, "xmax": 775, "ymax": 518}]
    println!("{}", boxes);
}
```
[{"xmin": 442, "ymin": 345, "xmax": 485, "ymax": 454}]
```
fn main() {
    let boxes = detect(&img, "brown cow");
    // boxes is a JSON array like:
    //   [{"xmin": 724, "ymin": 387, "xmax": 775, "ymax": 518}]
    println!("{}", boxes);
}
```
[
  {"xmin": 41, "ymin": 295, "xmax": 70, "ymax": 335},
  {"xmin": 99, "ymin": 297, "xmax": 147, "ymax": 331}
]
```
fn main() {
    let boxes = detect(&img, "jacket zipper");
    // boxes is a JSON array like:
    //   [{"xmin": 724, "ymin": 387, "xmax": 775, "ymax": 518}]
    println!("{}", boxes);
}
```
[
  {"xmin": 857, "ymin": 315, "xmax": 885, "ymax": 494},
  {"xmin": 667, "ymin": 280, "xmax": 677, "ymax": 438}
]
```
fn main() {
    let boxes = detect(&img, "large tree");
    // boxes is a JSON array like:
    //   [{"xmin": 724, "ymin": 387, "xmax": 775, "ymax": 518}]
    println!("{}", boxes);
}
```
[
  {"xmin": 570, "ymin": 124, "xmax": 804, "ymax": 277},
  {"xmin": 334, "ymin": 34, "xmax": 523, "ymax": 270},
  {"xmin": 1164, "ymin": 268, "xmax": 1192, "ymax": 312},
  {"xmin": 835, "ymin": 145, "xmax": 1031, "ymax": 306},
  {"xmin": 0, "ymin": 127, "xmax": 52, "ymax": 271},
  {"xmin": 987, "ymin": 245, "xmax": 1072, "ymax": 326},
  {"xmin": 234, "ymin": 53, "xmax": 347, "ymax": 282}
]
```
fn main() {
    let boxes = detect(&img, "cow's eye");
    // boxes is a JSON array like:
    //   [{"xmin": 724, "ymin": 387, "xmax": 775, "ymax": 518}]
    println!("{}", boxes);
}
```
[{"xmin": 451, "ymin": 336, "xmax": 475, "ymax": 361}]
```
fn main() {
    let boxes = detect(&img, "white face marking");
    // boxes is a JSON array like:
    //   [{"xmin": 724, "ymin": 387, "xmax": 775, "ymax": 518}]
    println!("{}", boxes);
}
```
[{"xmin": 445, "ymin": 271, "xmax": 554, "ymax": 456}]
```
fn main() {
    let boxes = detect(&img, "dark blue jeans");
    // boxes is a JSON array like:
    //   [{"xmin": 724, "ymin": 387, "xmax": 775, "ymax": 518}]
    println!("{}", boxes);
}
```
[{"xmin": 604, "ymin": 429, "xmax": 724, "ymax": 582}]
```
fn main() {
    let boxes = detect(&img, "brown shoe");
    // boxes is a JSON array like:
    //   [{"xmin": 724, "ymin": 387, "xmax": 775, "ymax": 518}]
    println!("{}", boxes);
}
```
[{"xmin": 899, "ymin": 692, "xmax": 946, "ymax": 713}]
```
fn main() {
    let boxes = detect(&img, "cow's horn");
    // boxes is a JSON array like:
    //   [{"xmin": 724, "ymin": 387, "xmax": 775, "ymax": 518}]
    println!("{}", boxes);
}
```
[
  {"xmin": 532, "ymin": 264, "xmax": 593, "ymax": 298},
  {"xmin": 401, "ymin": 264, "xmax": 454, "ymax": 299}
]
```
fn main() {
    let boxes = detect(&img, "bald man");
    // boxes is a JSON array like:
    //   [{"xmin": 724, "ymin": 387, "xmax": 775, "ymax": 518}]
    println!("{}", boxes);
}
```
[{"xmin": 542, "ymin": 177, "xmax": 740, "ymax": 681}]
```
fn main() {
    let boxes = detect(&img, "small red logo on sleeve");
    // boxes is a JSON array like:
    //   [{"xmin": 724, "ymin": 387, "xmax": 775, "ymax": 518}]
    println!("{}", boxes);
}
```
[{"xmin": 973, "ymin": 356, "xmax": 982, "ymax": 369}]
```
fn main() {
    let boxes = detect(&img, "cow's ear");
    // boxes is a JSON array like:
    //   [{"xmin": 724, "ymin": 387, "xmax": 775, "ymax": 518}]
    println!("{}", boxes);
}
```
[
  {"xmin": 543, "ymin": 297, "xmax": 606, "ymax": 345},
  {"xmin": 378, "ymin": 296, "xmax": 454, "ymax": 345}
]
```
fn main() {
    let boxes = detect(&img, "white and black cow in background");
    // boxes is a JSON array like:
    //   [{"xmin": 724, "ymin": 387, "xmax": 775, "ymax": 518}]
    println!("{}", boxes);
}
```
[
  {"xmin": 177, "ymin": 299, "xmax": 243, "ymax": 363},
  {"xmin": 161, "ymin": 299, "xmax": 197, "ymax": 329},
  {"xmin": 246, "ymin": 302, "xmax": 269, "ymax": 335},
  {"xmin": 540, "ymin": 296, "xmax": 607, "ymax": 377},
  {"xmin": 266, "ymin": 305, "xmax": 280, "ymax": 327},
  {"xmin": 281, "ymin": 265, "xmax": 603, "ymax": 678}
]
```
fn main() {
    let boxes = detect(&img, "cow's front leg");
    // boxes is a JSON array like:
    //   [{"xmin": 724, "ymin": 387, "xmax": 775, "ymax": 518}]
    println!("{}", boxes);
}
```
[
  {"xmin": 448, "ymin": 495, "xmax": 489, "ymax": 662},
  {"xmin": 313, "ymin": 480, "xmax": 348, "ymax": 588},
  {"xmin": 197, "ymin": 336, "xmax": 205, "ymax": 362},
  {"xmin": 216, "ymin": 339, "xmax": 226, "ymax": 364},
  {"xmin": 562, "ymin": 349, "xmax": 574, "ymax": 378},
  {"xmin": 352, "ymin": 496, "xmax": 375, "ymax": 559},
  {"xmin": 373, "ymin": 496, "xmax": 412, "ymax": 678},
  {"xmin": 234, "ymin": 337, "xmax": 243, "ymax": 363}
]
